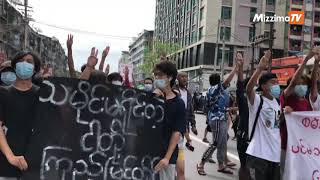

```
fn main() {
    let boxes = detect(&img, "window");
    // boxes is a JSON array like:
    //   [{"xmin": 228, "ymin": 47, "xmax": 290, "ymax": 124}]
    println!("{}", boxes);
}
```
[
  {"xmin": 305, "ymin": 11, "xmax": 312, "ymax": 19},
  {"xmin": 199, "ymin": 27, "xmax": 203, "ymax": 40},
  {"xmin": 193, "ymin": 13, "xmax": 198, "ymax": 24},
  {"xmin": 266, "ymin": 0, "xmax": 275, "ymax": 5},
  {"xmin": 251, "ymin": 0, "xmax": 257, "ymax": 3},
  {"xmin": 221, "ymin": 6, "xmax": 232, "ymax": 20},
  {"xmin": 220, "ymin": 27, "xmax": 231, "ymax": 41},
  {"xmin": 200, "ymin": 8, "xmax": 204, "ymax": 21},
  {"xmin": 217, "ymin": 48, "xmax": 233, "ymax": 66},
  {"xmin": 265, "ymin": 12, "xmax": 275, "ymax": 23},
  {"xmin": 191, "ymin": 31, "xmax": 197, "ymax": 43},
  {"xmin": 304, "ymin": 41, "xmax": 311, "ymax": 49},
  {"xmin": 304, "ymin": 26, "xmax": 310, "ymax": 34},
  {"xmin": 192, "ymin": 0, "xmax": 197, "ymax": 7},
  {"xmin": 250, "ymin": 8, "xmax": 257, "ymax": 22}
]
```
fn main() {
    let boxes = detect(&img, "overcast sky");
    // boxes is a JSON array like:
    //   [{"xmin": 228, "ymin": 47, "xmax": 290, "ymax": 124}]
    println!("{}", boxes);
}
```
[{"xmin": 27, "ymin": 0, "xmax": 156, "ymax": 72}]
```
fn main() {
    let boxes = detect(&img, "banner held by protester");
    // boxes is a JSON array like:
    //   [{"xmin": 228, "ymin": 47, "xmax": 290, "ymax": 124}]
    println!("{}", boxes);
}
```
[
  {"xmin": 284, "ymin": 111, "xmax": 320, "ymax": 180},
  {"xmin": 22, "ymin": 77, "xmax": 164, "ymax": 180}
]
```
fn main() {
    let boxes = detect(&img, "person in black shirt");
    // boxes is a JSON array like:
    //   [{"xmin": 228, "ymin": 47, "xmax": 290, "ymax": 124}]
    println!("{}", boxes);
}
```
[
  {"xmin": 0, "ymin": 51, "xmax": 41, "ymax": 179},
  {"xmin": 153, "ymin": 61, "xmax": 186, "ymax": 180},
  {"xmin": 235, "ymin": 53, "xmax": 251, "ymax": 180}
]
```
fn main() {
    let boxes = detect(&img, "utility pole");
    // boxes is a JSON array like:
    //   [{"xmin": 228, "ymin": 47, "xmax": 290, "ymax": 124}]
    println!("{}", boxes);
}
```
[
  {"xmin": 213, "ymin": 19, "xmax": 220, "ymax": 73},
  {"xmin": 221, "ymin": 20, "xmax": 226, "ymax": 80},
  {"xmin": 23, "ymin": 0, "xmax": 28, "ymax": 50},
  {"xmin": 268, "ymin": 22, "xmax": 275, "ymax": 72},
  {"xmin": 250, "ymin": 22, "xmax": 256, "ymax": 76}
]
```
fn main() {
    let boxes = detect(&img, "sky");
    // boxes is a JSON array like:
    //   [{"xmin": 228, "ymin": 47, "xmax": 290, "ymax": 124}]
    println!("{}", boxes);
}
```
[{"xmin": 27, "ymin": 0, "xmax": 156, "ymax": 73}]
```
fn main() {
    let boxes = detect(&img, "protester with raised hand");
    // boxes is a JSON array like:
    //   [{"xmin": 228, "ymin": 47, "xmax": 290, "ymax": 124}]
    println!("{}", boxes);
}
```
[
  {"xmin": 104, "ymin": 64, "xmax": 110, "ymax": 76},
  {"xmin": 99, "ymin": 46, "xmax": 110, "ymax": 72},
  {"xmin": 197, "ymin": 59, "xmax": 237, "ymax": 176},
  {"xmin": 279, "ymin": 48, "xmax": 316, "ymax": 177},
  {"xmin": 0, "ymin": 51, "xmax": 41, "ymax": 179},
  {"xmin": 67, "ymin": 34, "xmax": 77, "ymax": 78},
  {"xmin": 310, "ymin": 50, "xmax": 320, "ymax": 111},
  {"xmin": 233, "ymin": 52, "xmax": 252, "ymax": 180},
  {"xmin": 246, "ymin": 50, "xmax": 281, "ymax": 180},
  {"xmin": 80, "ymin": 47, "xmax": 99, "ymax": 80}
]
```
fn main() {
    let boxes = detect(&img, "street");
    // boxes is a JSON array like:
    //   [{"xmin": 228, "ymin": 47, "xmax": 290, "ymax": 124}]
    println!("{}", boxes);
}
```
[{"xmin": 184, "ymin": 113, "xmax": 240, "ymax": 180}]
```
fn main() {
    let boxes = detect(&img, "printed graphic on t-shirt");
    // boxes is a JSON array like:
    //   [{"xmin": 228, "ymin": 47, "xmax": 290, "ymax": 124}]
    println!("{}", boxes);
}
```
[{"xmin": 264, "ymin": 108, "xmax": 280, "ymax": 129}]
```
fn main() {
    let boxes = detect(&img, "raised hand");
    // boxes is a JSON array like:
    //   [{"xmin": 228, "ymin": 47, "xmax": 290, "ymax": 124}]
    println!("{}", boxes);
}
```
[
  {"xmin": 87, "ymin": 47, "xmax": 98, "ymax": 68},
  {"xmin": 104, "ymin": 64, "xmax": 110, "ymax": 75},
  {"xmin": 102, "ymin": 46, "xmax": 110, "ymax": 58},
  {"xmin": 305, "ymin": 47, "xmax": 320, "ymax": 62},
  {"xmin": 67, "ymin": 34, "xmax": 73, "ymax": 49},
  {"xmin": 257, "ymin": 50, "xmax": 271, "ymax": 70},
  {"xmin": 124, "ymin": 66, "xmax": 129, "ymax": 76},
  {"xmin": 236, "ymin": 52, "xmax": 244, "ymax": 67},
  {"xmin": 315, "ymin": 54, "xmax": 320, "ymax": 64}
]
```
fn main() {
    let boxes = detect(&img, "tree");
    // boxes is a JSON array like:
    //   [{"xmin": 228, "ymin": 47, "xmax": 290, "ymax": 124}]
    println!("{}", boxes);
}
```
[{"xmin": 139, "ymin": 40, "xmax": 180, "ymax": 76}]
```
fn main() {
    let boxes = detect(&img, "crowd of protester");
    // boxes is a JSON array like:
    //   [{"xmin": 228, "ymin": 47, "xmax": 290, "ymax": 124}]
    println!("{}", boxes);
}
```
[{"xmin": 0, "ymin": 34, "xmax": 320, "ymax": 180}]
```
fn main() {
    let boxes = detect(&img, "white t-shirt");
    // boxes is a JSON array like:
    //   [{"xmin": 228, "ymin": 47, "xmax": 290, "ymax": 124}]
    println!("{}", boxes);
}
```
[
  {"xmin": 180, "ymin": 88, "xmax": 188, "ymax": 109},
  {"xmin": 246, "ymin": 94, "xmax": 281, "ymax": 163},
  {"xmin": 311, "ymin": 94, "xmax": 320, "ymax": 111}
]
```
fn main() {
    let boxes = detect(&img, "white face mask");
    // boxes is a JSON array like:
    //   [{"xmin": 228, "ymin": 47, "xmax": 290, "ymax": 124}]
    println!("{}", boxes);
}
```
[{"xmin": 112, "ymin": 81, "xmax": 122, "ymax": 86}]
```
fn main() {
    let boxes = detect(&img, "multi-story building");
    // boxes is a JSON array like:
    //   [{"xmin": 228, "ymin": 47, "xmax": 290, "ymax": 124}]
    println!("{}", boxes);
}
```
[
  {"xmin": 129, "ymin": 30, "xmax": 153, "ymax": 82},
  {"xmin": 154, "ymin": 0, "xmax": 286, "ymax": 91},
  {"xmin": 119, "ymin": 51, "xmax": 130, "ymax": 64},
  {"xmin": 287, "ymin": 0, "xmax": 320, "ymax": 54},
  {"xmin": 0, "ymin": 0, "xmax": 68, "ymax": 76}
]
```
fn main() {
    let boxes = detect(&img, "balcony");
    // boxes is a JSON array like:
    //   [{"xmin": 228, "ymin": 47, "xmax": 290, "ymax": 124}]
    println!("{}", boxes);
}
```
[
  {"xmin": 289, "ymin": 38, "xmax": 302, "ymax": 52},
  {"xmin": 222, "ymin": 0, "xmax": 232, "ymax": 6},
  {"xmin": 314, "ymin": 32, "xmax": 320, "ymax": 41},
  {"xmin": 316, "ymin": 1, "xmax": 320, "ymax": 9},
  {"xmin": 290, "ymin": 31, "xmax": 302, "ymax": 36},
  {"xmin": 292, "ymin": 0, "xmax": 303, "ymax": 5},
  {"xmin": 289, "ymin": 46, "xmax": 302, "ymax": 52},
  {"xmin": 315, "ymin": 16, "xmax": 320, "ymax": 26},
  {"xmin": 221, "ymin": 19, "xmax": 231, "ymax": 27},
  {"xmin": 291, "ymin": 0, "xmax": 303, "ymax": 9},
  {"xmin": 290, "ymin": 25, "xmax": 303, "ymax": 40},
  {"xmin": 266, "ymin": 4, "xmax": 275, "ymax": 12}
]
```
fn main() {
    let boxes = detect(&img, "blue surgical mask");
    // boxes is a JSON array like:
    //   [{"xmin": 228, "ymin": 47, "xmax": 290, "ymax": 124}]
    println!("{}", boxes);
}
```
[
  {"xmin": 144, "ymin": 84, "xmax": 153, "ymax": 92},
  {"xmin": 15, "ymin": 61, "xmax": 34, "ymax": 80},
  {"xmin": 154, "ymin": 79, "xmax": 166, "ymax": 90},
  {"xmin": 270, "ymin": 85, "xmax": 281, "ymax": 98},
  {"xmin": 1, "ymin": 72, "xmax": 16, "ymax": 85},
  {"xmin": 294, "ymin": 85, "xmax": 308, "ymax": 98}
]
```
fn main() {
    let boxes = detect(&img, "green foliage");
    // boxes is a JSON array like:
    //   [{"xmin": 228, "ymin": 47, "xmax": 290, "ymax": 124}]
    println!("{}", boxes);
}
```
[{"xmin": 138, "ymin": 40, "xmax": 180, "ymax": 76}]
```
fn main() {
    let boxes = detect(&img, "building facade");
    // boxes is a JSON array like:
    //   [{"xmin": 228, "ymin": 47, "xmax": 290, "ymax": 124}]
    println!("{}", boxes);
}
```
[
  {"xmin": 129, "ymin": 30, "xmax": 153, "ymax": 82},
  {"xmin": 0, "ymin": 0, "xmax": 68, "ymax": 76},
  {"xmin": 287, "ymin": 0, "xmax": 320, "ymax": 54},
  {"xmin": 154, "ymin": 0, "xmax": 286, "ymax": 90}
]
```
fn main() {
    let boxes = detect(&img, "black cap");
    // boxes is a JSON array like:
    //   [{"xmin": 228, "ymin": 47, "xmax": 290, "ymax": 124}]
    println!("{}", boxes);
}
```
[{"xmin": 256, "ymin": 73, "xmax": 277, "ymax": 91}]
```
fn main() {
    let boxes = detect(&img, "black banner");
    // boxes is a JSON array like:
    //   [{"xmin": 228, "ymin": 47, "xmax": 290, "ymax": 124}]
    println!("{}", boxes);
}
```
[{"xmin": 22, "ymin": 78, "xmax": 164, "ymax": 180}]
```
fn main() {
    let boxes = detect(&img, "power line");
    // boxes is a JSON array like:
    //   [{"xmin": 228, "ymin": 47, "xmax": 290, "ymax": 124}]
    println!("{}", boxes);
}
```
[{"xmin": 31, "ymin": 20, "xmax": 135, "ymax": 40}]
